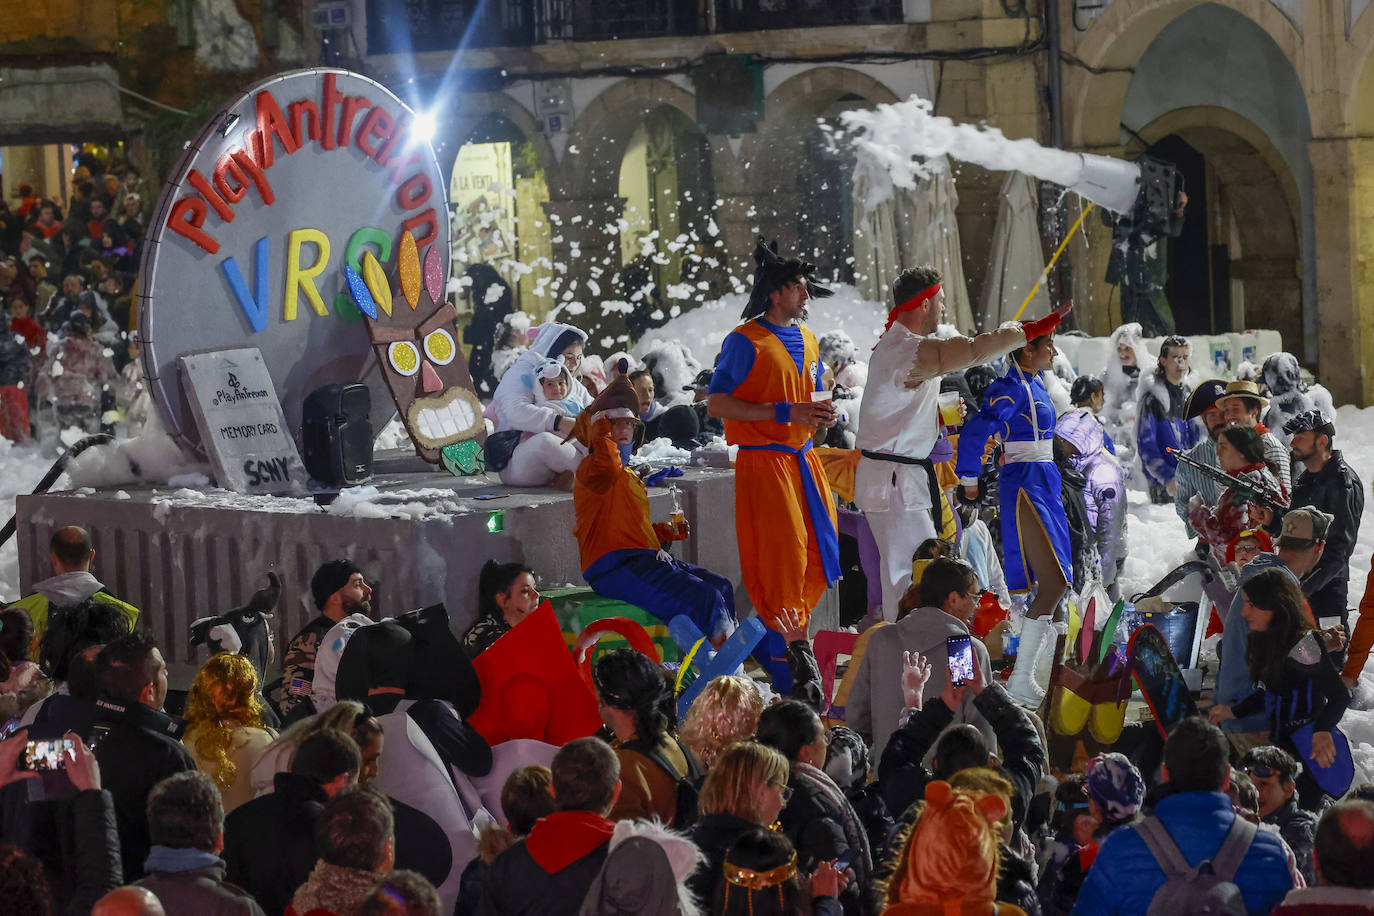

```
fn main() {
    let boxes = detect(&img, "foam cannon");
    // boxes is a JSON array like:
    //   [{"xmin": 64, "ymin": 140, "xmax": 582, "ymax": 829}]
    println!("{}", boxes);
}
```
[{"xmin": 1076, "ymin": 153, "xmax": 1182, "ymax": 234}]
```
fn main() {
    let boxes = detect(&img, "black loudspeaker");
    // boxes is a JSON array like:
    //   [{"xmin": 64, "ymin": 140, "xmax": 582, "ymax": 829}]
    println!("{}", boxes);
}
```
[{"xmin": 302, "ymin": 384, "xmax": 373, "ymax": 486}]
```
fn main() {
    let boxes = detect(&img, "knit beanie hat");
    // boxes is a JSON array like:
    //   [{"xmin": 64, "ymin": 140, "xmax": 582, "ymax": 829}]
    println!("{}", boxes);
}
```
[
  {"xmin": 311, "ymin": 559, "xmax": 362, "ymax": 610},
  {"xmin": 899, "ymin": 781, "xmax": 1006, "ymax": 903},
  {"xmin": 1084, "ymin": 752, "xmax": 1145, "ymax": 823}
]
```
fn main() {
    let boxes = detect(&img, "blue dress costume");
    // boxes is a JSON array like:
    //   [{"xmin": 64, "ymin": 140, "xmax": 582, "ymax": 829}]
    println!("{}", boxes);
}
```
[{"xmin": 956, "ymin": 364, "xmax": 1073, "ymax": 593}]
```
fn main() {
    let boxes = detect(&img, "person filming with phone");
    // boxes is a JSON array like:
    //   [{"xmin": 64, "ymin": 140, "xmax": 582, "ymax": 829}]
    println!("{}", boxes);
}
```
[{"xmin": 875, "ymin": 592, "xmax": 1047, "ymax": 838}]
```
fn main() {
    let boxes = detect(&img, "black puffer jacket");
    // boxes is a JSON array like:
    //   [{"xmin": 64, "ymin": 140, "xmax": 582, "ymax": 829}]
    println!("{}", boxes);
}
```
[
  {"xmin": 878, "ymin": 682, "xmax": 1045, "ymax": 833},
  {"xmin": 780, "ymin": 763, "xmax": 872, "ymax": 915},
  {"xmin": 1266, "ymin": 797, "xmax": 1317, "ymax": 886},
  {"xmin": 686, "ymin": 812, "xmax": 758, "ymax": 906},
  {"xmin": 1270, "ymin": 450, "xmax": 1364, "ymax": 622}
]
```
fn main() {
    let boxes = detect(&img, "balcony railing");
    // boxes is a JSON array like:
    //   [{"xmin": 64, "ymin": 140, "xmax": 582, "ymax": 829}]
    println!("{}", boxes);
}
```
[
  {"xmin": 366, "ymin": 0, "xmax": 536, "ymax": 52},
  {"xmin": 367, "ymin": 0, "xmax": 902, "ymax": 51},
  {"xmin": 715, "ymin": 0, "xmax": 905, "ymax": 31}
]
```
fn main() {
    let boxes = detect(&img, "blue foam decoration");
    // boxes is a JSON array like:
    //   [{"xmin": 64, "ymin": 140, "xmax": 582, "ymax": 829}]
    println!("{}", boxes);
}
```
[
  {"xmin": 1292, "ymin": 722, "xmax": 1355, "ymax": 798},
  {"xmin": 672, "ymin": 615, "xmax": 766, "ymax": 718},
  {"xmin": 344, "ymin": 263, "xmax": 378, "ymax": 320},
  {"xmin": 646, "ymin": 466, "xmax": 684, "ymax": 487},
  {"xmin": 220, "ymin": 235, "xmax": 271, "ymax": 333}
]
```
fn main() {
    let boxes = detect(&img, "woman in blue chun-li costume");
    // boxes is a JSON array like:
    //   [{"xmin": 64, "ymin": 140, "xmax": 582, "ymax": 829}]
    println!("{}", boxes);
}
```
[{"xmin": 957, "ymin": 331, "xmax": 1073, "ymax": 706}]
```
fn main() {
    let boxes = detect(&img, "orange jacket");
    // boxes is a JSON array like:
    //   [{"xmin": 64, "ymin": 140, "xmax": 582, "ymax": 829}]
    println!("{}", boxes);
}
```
[{"xmin": 573, "ymin": 429, "xmax": 673, "ymax": 571}]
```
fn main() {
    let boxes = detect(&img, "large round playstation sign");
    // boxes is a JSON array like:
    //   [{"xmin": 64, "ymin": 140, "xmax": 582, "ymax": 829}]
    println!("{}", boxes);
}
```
[{"xmin": 137, "ymin": 68, "xmax": 449, "ymax": 450}]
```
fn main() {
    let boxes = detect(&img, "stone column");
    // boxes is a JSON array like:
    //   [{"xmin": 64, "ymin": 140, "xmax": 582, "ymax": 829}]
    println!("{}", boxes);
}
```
[{"xmin": 1308, "ymin": 137, "xmax": 1374, "ymax": 406}]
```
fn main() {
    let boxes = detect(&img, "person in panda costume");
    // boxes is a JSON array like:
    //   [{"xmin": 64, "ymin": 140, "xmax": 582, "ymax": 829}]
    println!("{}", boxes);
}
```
[
  {"xmin": 1100, "ymin": 322, "xmax": 1149, "ymax": 478},
  {"xmin": 1260, "ymin": 351, "xmax": 1335, "ymax": 446}
]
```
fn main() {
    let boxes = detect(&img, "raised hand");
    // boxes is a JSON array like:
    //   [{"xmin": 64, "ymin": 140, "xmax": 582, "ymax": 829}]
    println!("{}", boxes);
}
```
[{"xmin": 901, "ymin": 650, "xmax": 931, "ymax": 709}]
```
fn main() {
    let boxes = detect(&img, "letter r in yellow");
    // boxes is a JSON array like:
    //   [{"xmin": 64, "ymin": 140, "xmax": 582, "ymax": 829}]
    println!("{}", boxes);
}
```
[{"xmin": 284, "ymin": 228, "xmax": 331, "ymax": 319}]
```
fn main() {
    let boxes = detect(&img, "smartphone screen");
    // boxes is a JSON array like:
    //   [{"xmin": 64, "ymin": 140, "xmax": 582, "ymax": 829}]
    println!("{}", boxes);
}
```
[
  {"xmin": 946, "ymin": 634, "xmax": 974, "ymax": 687},
  {"xmin": 18, "ymin": 738, "xmax": 73, "ymax": 772}
]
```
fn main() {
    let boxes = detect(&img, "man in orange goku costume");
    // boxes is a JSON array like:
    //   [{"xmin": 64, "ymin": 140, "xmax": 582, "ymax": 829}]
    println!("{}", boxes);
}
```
[{"xmin": 708, "ymin": 239, "xmax": 843, "ymax": 689}]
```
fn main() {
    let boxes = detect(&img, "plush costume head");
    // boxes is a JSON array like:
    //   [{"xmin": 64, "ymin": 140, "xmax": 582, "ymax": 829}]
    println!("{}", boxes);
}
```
[
  {"xmin": 564, "ymin": 368, "xmax": 641, "ymax": 449},
  {"xmin": 740, "ymin": 238, "xmax": 832, "ymax": 320},
  {"xmin": 189, "ymin": 572, "xmax": 280, "ymax": 685},
  {"xmin": 352, "ymin": 230, "xmax": 485, "ymax": 465},
  {"xmin": 896, "ymin": 781, "xmax": 1007, "ymax": 904}
]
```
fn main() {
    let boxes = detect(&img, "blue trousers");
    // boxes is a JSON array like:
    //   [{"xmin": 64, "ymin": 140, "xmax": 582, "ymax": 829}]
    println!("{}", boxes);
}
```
[{"xmin": 585, "ymin": 549, "xmax": 790, "ymax": 690}]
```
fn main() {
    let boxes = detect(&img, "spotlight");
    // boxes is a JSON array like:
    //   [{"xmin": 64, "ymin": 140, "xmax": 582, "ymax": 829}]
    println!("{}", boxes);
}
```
[{"xmin": 411, "ymin": 110, "xmax": 437, "ymax": 144}]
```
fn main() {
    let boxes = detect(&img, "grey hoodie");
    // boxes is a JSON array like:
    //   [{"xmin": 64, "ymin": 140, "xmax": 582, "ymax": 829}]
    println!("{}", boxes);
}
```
[{"xmin": 31, "ymin": 570, "xmax": 107, "ymax": 606}]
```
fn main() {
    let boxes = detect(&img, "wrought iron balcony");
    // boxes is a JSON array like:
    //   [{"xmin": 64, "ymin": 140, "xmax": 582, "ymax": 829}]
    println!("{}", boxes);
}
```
[
  {"xmin": 366, "ymin": 0, "xmax": 537, "ymax": 52},
  {"xmin": 540, "ymin": 0, "xmax": 706, "ymax": 41},
  {"xmin": 715, "ymin": 0, "xmax": 904, "ymax": 31}
]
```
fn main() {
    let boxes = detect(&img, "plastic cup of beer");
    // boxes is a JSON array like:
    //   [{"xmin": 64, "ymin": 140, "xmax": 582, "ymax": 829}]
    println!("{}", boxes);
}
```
[
  {"xmin": 670, "ymin": 508, "xmax": 686, "ymax": 536},
  {"xmin": 939, "ymin": 391, "xmax": 962, "ymax": 431}
]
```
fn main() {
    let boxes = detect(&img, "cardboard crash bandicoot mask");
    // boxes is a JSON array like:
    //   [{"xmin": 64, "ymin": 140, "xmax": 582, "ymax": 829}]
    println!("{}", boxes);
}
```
[{"xmin": 348, "ymin": 230, "xmax": 485, "ymax": 471}]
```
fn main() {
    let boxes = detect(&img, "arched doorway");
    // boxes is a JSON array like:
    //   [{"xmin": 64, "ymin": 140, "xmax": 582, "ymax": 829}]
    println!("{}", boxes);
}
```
[
  {"xmin": 616, "ymin": 105, "xmax": 716, "ymax": 341},
  {"xmin": 1096, "ymin": 1, "xmax": 1314, "ymax": 358},
  {"xmin": 449, "ymin": 114, "xmax": 553, "ymax": 394}
]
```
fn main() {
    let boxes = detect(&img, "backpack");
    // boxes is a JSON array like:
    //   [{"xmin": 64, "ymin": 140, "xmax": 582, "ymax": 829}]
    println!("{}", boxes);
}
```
[
  {"xmin": 1137, "ymin": 813, "xmax": 1256, "ymax": 916},
  {"xmin": 38, "ymin": 595, "xmax": 132, "ymax": 679},
  {"xmin": 622, "ymin": 735, "xmax": 705, "ymax": 827}
]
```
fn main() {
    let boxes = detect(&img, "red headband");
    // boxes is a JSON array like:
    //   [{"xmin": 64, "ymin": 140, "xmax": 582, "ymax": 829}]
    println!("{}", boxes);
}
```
[{"xmin": 878, "ymin": 283, "xmax": 942, "ymax": 342}]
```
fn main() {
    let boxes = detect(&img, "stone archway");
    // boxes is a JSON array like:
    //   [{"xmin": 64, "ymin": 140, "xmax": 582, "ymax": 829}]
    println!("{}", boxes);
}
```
[
  {"xmin": 1137, "ymin": 109, "xmax": 1303, "ymax": 353},
  {"xmin": 1065, "ymin": 0, "xmax": 1304, "ymax": 150},
  {"xmin": 723, "ymin": 67, "xmax": 901, "ymax": 282}
]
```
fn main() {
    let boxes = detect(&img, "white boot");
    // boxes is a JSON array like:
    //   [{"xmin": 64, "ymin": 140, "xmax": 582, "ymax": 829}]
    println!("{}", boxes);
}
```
[{"xmin": 1007, "ymin": 615, "xmax": 1053, "ymax": 707}]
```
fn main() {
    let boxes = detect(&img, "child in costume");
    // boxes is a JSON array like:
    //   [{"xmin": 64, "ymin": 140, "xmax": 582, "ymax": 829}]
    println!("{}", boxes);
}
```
[
  {"xmin": 535, "ymin": 358, "xmax": 586, "ymax": 420},
  {"xmin": 957, "ymin": 331, "xmax": 1073, "ymax": 706},
  {"xmin": 568, "ymin": 370, "xmax": 738, "ymax": 644}
]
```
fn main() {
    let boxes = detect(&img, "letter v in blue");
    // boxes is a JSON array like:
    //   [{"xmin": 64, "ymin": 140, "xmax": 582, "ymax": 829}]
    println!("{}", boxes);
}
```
[{"xmin": 221, "ymin": 236, "xmax": 271, "ymax": 332}]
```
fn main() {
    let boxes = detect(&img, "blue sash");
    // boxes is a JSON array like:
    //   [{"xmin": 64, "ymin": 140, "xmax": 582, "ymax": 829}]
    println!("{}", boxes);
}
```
[{"xmin": 738, "ymin": 439, "xmax": 842, "ymax": 585}]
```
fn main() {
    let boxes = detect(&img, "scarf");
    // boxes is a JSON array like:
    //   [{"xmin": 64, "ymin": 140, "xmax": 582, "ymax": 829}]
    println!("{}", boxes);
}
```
[
  {"xmin": 289, "ymin": 860, "xmax": 381, "ymax": 915},
  {"xmin": 144, "ymin": 846, "xmax": 222, "ymax": 874}
]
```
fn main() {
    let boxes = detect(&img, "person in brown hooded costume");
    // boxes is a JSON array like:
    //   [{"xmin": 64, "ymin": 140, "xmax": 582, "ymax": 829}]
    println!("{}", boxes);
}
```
[{"xmin": 568, "ymin": 364, "xmax": 738, "ymax": 643}]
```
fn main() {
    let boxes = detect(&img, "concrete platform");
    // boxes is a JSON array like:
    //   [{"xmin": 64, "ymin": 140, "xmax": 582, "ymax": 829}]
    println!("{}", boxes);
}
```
[{"xmin": 15, "ymin": 453, "xmax": 836, "ymax": 684}]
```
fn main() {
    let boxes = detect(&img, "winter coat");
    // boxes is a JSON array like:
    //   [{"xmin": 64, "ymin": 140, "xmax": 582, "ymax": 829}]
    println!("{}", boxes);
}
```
[
  {"xmin": 846, "ymin": 606, "xmax": 994, "ymax": 763},
  {"xmin": 9, "ymin": 570, "xmax": 140, "ymax": 659},
  {"xmin": 286, "ymin": 859, "xmax": 380, "ymax": 916},
  {"xmin": 35, "ymin": 333, "xmax": 119, "ymax": 410},
  {"xmin": 183, "ymin": 721, "xmax": 276, "ymax": 814},
  {"xmin": 608, "ymin": 734, "xmax": 694, "ymax": 827},
  {"xmin": 1070, "ymin": 792, "xmax": 1294, "ymax": 915},
  {"xmin": 222, "ymin": 771, "xmax": 327, "ymax": 916},
  {"xmin": 779, "ymin": 761, "xmax": 872, "ymax": 915},
  {"xmin": 2, "ymin": 787, "xmax": 123, "ymax": 916},
  {"xmin": 1136, "ymin": 372, "xmax": 1196, "ymax": 488},
  {"xmin": 1269, "ymin": 451, "xmax": 1364, "ymax": 622},
  {"xmin": 1101, "ymin": 324, "xmax": 1147, "ymax": 462},
  {"xmin": 1056, "ymin": 461, "xmax": 1099, "ymax": 593},
  {"xmin": 1215, "ymin": 554, "xmax": 1297, "ymax": 734},
  {"xmin": 1265, "ymin": 797, "xmax": 1317, "ymax": 886},
  {"xmin": 90, "ymin": 700, "xmax": 198, "ymax": 881},
  {"xmin": 998, "ymin": 845, "xmax": 1042, "ymax": 916},
  {"xmin": 136, "ymin": 853, "xmax": 265, "ymax": 916},
  {"xmin": 1272, "ymin": 887, "xmax": 1374, "ymax": 915},
  {"xmin": 478, "ymin": 810, "xmax": 615, "ymax": 916},
  {"xmin": 1230, "ymin": 631, "xmax": 1351, "ymax": 744},
  {"xmin": 578, "ymin": 819, "xmax": 705, "ymax": 916},
  {"xmin": 1057, "ymin": 408, "xmax": 1125, "ymax": 587},
  {"xmin": 0, "ymin": 318, "xmax": 31, "ymax": 387},
  {"xmin": 878, "ymin": 683, "xmax": 1043, "ymax": 838},
  {"xmin": 685, "ymin": 813, "xmax": 758, "ymax": 907},
  {"xmin": 490, "ymin": 322, "xmax": 593, "ymax": 435}
]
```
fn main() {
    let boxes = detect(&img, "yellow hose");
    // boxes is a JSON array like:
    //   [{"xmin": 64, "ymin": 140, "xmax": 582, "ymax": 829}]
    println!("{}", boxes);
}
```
[{"xmin": 1012, "ymin": 201, "xmax": 1096, "ymax": 321}]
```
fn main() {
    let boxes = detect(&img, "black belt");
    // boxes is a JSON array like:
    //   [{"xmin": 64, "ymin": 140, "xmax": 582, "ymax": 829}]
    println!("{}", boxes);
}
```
[{"xmin": 860, "ymin": 450, "xmax": 947, "ymax": 533}]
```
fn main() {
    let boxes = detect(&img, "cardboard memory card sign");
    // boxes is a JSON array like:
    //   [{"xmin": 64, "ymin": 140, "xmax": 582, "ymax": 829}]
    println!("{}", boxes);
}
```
[{"xmin": 179, "ymin": 347, "xmax": 306, "ymax": 495}]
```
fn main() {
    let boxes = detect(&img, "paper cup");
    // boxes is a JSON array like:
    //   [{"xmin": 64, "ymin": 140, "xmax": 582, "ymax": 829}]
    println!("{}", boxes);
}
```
[{"xmin": 811, "ymin": 390, "xmax": 833, "ymax": 402}]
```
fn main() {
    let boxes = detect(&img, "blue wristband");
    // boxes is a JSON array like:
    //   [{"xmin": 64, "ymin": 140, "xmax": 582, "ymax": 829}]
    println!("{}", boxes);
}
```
[{"xmin": 774, "ymin": 402, "xmax": 791, "ymax": 424}]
